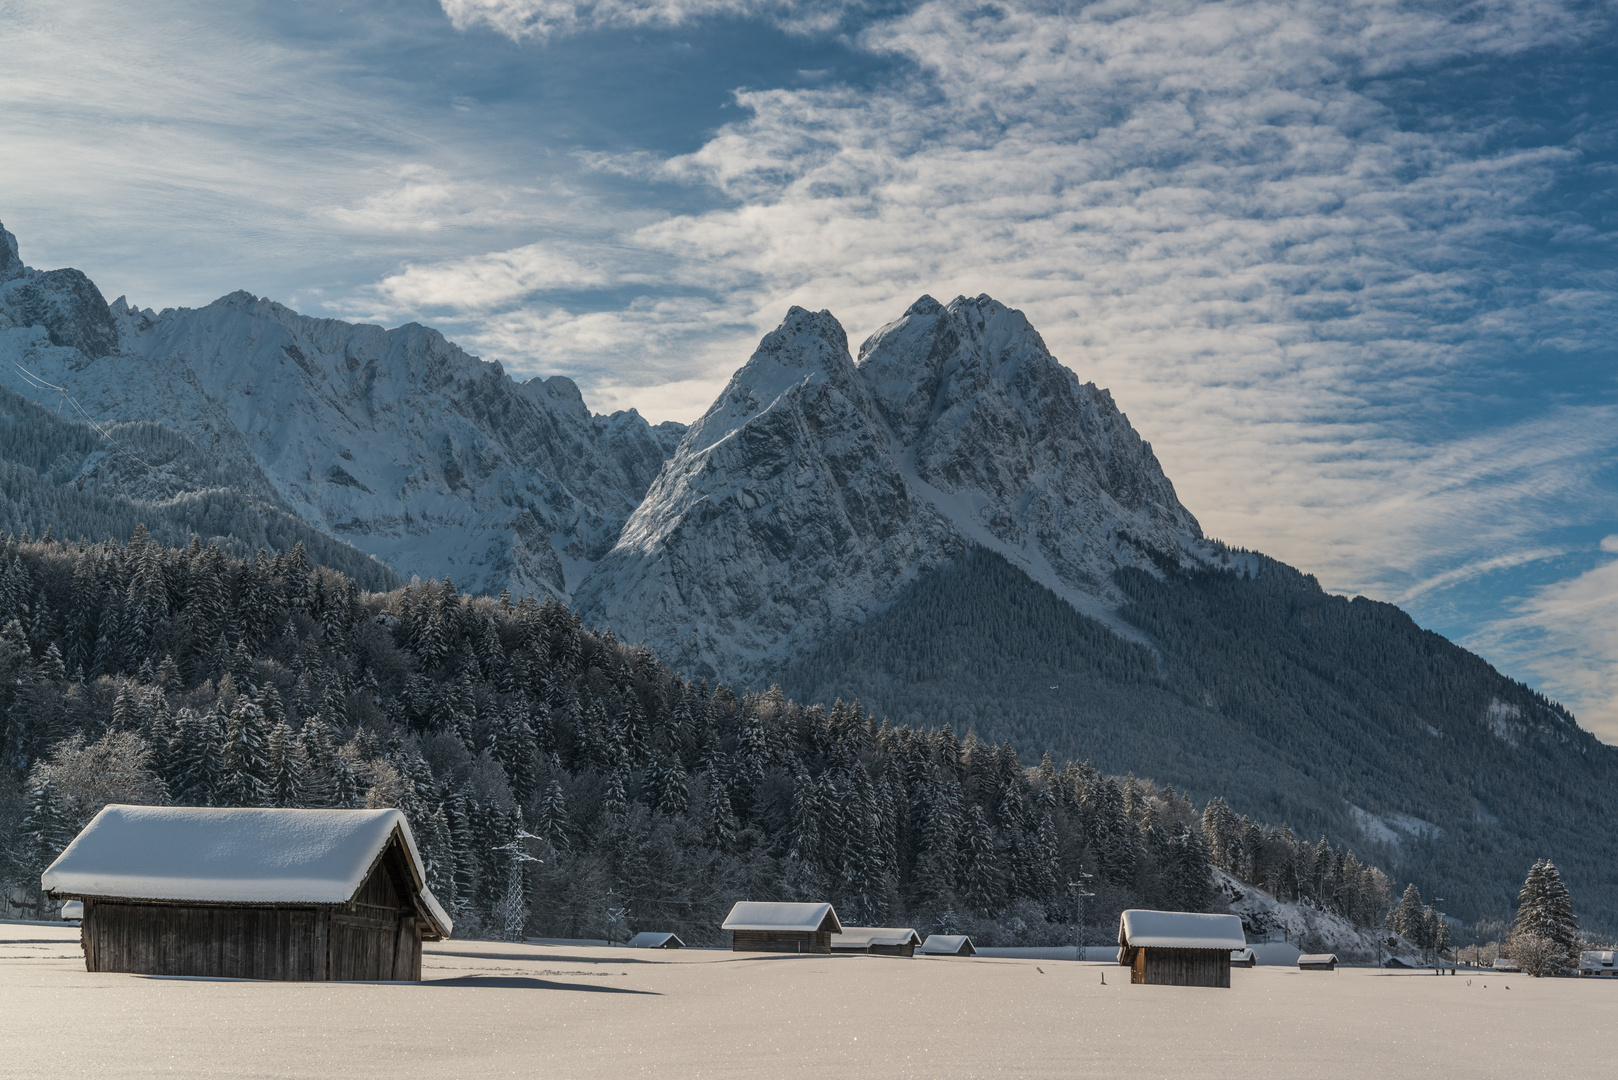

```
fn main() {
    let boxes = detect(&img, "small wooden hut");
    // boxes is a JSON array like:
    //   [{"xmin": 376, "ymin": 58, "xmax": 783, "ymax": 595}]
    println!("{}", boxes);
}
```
[
  {"xmin": 1231, "ymin": 947, "xmax": 1256, "ymax": 967},
  {"xmin": 42, "ymin": 805, "xmax": 451, "ymax": 981},
  {"xmin": 1117, "ymin": 909, "xmax": 1246, "ymax": 988},
  {"xmin": 722, "ymin": 901, "xmax": 841, "ymax": 953},
  {"xmin": 1298, "ymin": 953, "xmax": 1338, "ymax": 971},
  {"xmin": 920, "ymin": 934, "xmax": 977, "ymax": 957},
  {"xmin": 627, "ymin": 931, "xmax": 685, "ymax": 949},
  {"xmin": 832, "ymin": 927, "xmax": 923, "ymax": 957}
]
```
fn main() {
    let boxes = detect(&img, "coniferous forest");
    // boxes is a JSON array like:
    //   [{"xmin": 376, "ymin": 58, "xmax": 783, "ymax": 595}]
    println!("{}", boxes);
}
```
[{"xmin": 0, "ymin": 531, "xmax": 1405, "ymax": 946}]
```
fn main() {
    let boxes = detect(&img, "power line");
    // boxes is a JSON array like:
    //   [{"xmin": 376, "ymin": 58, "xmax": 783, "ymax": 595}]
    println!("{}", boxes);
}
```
[{"xmin": 12, "ymin": 362, "xmax": 163, "ymax": 472}]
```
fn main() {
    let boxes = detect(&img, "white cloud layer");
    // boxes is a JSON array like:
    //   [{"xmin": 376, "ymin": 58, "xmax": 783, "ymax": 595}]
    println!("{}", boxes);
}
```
[
  {"xmin": 440, "ymin": 0, "xmax": 838, "ymax": 39},
  {"xmin": 410, "ymin": 0, "xmax": 1618, "ymax": 736}
]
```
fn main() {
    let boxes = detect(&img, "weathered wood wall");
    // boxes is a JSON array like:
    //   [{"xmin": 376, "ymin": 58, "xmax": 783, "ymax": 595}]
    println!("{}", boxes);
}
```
[
  {"xmin": 868, "ymin": 943, "xmax": 916, "ymax": 957},
  {"xmin": 732, "ymin": 929, "xmax": 833, "ymax": 953},
  {"xmin": 1130, "ymin": 947, "xmax": 1231, "ymax": 987},
  {"xmin": 78, "ymin": 847, "xmax": 424, "ymax": 981}
]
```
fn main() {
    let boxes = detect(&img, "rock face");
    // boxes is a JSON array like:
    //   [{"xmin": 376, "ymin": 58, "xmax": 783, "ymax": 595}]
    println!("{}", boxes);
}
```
[
  {"xmin": 577, "ymin": 295, "xmax": 1206, "ymax": 679},
  {"xmin": 576, "ymin": 306, "xmax": 962, "ymax": 676},
  {"xmin": 860, "ymin": 294, "xmax": 1203, "ymax": 609},
  {"xmin": 0, "ymin": 221, "xmax": 684, "ymax": 596}
]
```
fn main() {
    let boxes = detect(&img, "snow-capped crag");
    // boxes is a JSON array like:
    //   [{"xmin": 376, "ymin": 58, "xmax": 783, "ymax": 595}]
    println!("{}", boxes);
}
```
[
  {"xmin": 578, "ymin": 295, "xmax": 1207, "ymax": 679},
  {"xmin": 0, "ymin": 220, "xmax": 682, "ymax": 596}
]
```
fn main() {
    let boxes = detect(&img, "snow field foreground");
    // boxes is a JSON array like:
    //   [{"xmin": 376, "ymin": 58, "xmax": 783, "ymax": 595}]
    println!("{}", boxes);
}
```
[{"xmin": 2, "ymin": 924, "xmax": 1612, "ymax": 1079}]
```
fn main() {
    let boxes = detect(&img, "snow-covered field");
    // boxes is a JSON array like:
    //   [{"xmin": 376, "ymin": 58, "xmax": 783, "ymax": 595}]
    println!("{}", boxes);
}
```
[{"xmin": 2, "ymin": 921, "xmax": 1612, "ymax": 1079}]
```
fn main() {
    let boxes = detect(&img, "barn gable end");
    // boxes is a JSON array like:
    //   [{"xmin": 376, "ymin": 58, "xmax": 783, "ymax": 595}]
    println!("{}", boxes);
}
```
[{"xmin": 44, "ymin": 806, "xmax": 449, "ymax": 982}]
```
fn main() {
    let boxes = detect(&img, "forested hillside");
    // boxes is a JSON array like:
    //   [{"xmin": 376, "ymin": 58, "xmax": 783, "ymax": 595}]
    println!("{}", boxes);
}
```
[
  {"xmin": 1, "ymin": 532, "xmax": 1396, "ymax": 946},
  {"xmin": 786, "ymin": 548, "xmax": 1618, "ymax": 933}
]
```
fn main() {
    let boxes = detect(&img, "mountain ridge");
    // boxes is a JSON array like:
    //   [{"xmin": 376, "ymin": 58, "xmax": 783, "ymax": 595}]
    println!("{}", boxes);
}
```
[{"xmin": 2, "ymin": 217, "xmax": 1613, "ymax": 931}]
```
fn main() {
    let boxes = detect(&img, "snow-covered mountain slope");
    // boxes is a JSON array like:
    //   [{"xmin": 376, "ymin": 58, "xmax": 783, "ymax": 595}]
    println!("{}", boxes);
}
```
[
  {"xmin": 575, "ymin": 306, "xmax": 963, "ymax": 675},
  {"xmin": 576, "ymin": 296, "xmax": 1208, "ymax": 678},
  {"xmin": 861, "ymin": 295, "xmax": 1204, "ymax": 613},
  {"xmin": 0, "ymin": 220, "xmax": 683, "ymax": 596}
]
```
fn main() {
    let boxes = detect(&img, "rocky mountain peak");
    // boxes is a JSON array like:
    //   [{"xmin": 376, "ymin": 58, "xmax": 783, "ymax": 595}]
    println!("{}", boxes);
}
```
[
  {"xmin": 0, "ymin": 221, "xmax": 20, "ymax": 281},
  {"xmin": 682, "ymin": 305, "xmax": 864, "ymax": 457}
]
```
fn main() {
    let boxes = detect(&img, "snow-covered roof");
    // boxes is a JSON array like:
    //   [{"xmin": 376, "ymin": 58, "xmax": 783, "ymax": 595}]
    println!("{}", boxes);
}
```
[
  {"xmin": 721, "ymin": 901, "xmax": 841, "ymax": 933},
  {"xmin": 41, "ymin": 805, "xmax": 451, "ymax": 937},
  {"xmin": 1231, "ymin": 948, "xmax": 1255, "ymax": 960},
  {"xmin": 59, "ymin": 900, "xmax": 83, "ymax": 921},
  {"xmin": 627, "ymin": 931, "xmax": 684, "ymax": 948},
  {"xmin": 1580, "ymin": 951, "xmax": 1615, "ymax": 968},
  {"xmin": 1492, "ymin": 958, "xmax": 1520, "ymax": 971},
  {"xmin": 1118, "ymin": 910, "xmax": 1246, "ymax": 950},
  {"xmin": 920, "ymin": 934, "xmax": 976, "ymax": 955},
  {"xmin": 1298, "ymin": 954, "xmax": 1338, "ymax": 966},
  {"xmin": 831, "ymin": 926, "xmax": 922, "ymax": 949}
]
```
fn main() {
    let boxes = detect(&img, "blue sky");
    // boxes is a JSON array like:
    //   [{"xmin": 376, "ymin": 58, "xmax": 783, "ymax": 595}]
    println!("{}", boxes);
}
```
[{"xmin": 4, "ymin": 0, "xmax": 1617, "ymax": 740}]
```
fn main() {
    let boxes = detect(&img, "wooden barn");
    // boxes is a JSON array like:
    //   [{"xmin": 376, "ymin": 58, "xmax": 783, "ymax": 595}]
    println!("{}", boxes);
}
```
[
  {"xmin": 626, "ymin": 931, "xmax": 685, "ymax": 949},
  {"xmin": 1117, "ymin": 909, "xmax": 1247, "ymax": 988},
  {"xmin": 42, "ymin": 805, "xmax": 452, "ymax": 981},
  {"xmin": 1298, "ymin": 953, "xmax": 1339, "ymax": 971},
  {"xmin": 722, "ymin": 901, "xmax": 841, "ymax": 953},
  {"xmin": 920, "ymin": 934, "xmax": 977, "ymax": 956},
  {"xmin": 831, "ymin": 927, "xmax": 923, "ymax": 957}
]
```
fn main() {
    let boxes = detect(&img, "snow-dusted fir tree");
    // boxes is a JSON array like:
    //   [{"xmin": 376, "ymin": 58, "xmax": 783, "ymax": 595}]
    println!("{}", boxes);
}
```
[{"xmin": 1512, "ymin": 859, "xmax": 1578, "ymax": 973}]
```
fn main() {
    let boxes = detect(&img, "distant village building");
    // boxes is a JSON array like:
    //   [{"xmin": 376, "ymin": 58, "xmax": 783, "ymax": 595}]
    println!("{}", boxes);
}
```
[
  {"xmin": 831, "ymin": 927, "xmax": 923, "ymax": 957},
  {"xmin": 920, "ymin": 934, "xmax": 977, "ymax": 957},
  {"xmin": 1117, "ymin": 909, "xmax": 1246, "ymax": 987},
  {"xmin": 722, "ymin": 901, "xmax": 841, "ymax": 953},
  {"xmin": 1298, "ymin": 953, "xmax": 1339, "ymax": 971},
  {"xmin": 42, "ymin": 805, "xmax": 451, "ymax": 981},
  {"xmin": 1492, "ymin": 958, "xmax": 1521, "ymax": 973},
  {"xmin": 1580, "ymin": 951, "xmax": 1616, "ymax": 977},
  {"xmin": 627, "ymin": 931, "xmax": 685, "ymax": 949},
  {"xmin": 1231, "ymin": 947, "xmax": 1256, "ymax": 967}
]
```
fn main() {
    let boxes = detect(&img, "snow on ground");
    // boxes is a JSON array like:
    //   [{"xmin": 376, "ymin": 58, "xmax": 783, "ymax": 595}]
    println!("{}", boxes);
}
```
[{"xmin": 3, "ymin": 922, "xmax": 1612, "ymax": 1079}]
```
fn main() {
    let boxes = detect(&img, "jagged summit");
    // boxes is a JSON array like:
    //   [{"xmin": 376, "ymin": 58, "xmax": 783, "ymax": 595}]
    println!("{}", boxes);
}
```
[
  {"xmin": 576, "ymin": 304, "xmax": 955, "ymax": 675},
  {"xmin": 576, "ymin": 295, "xmax": 1207, "ymax": 678},
  {"xmin": 0, "ymin": 219, "xmax": 685, "ymax": 596}
]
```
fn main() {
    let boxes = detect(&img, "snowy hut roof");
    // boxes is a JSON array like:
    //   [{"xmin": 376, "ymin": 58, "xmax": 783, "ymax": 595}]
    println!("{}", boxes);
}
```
[
  {"xmin": 59, "ymin": 900, "xmax": 83, "ymax": 922},
  {"xmin": 1117, "ymin": 910, "xmax": 1245, "ymax": 950},
  {"xmin": 1580, "ymin": 951, "xmax": 1615, "ymax": 969},
  {"xmin": 831, "ymin": 926, "xmax": 922, "ymax": 949},
  {"xmin": 721, "ymin": 901, "xmax": 841, "ymax": 934},
  {"xmin": 1298, "ymin": 953, "xmax": 1338, "ymax": 966},
  {"xmin": 920, "ymin": 934, "xmax": 976, "ymax": 956},
  {"xmin": 627, "ymin": 931, "xmax": 685, "ymax": 948},
  {"xmin": 1492, "ymin": 958, "xmax": 1521, "ymax": 971},
  {"xmin": 1231, "ymin": 947, "xmax": 1255, "ymax": 961},
  {"xmin": 41, "ymin": 805, "xmax": 451, "ymax": 938}
]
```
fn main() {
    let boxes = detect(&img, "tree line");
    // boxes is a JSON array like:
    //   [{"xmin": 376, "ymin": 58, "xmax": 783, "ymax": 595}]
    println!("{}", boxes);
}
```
[{"xmin": 2, "ymin": 529, "xmax": 1410, "ymax": 945}]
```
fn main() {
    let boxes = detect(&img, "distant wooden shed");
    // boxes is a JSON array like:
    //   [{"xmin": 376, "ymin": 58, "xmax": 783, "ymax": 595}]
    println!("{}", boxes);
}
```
[
  {"xmin": 42, "ymin": 805, "xmax": 451, "ymax": 981},
  {"xmin": 1298, "ymin": 953, "xmax": 1338, "ymax": 971},
  {"xmin": 722, "ymin": 901, "xmax": 841, "ymax": 953},
  {"xmin": 832, "ymin": 927, "xmax": 923, "ymax": 957},
  {"xmin": 1231, "ymin": 947, "xmax": 1256, "ymax": 967},
  {"xmin": 920, "ymin": 934, "xmax": 977, "ymax": 957},
  {"xmin": 627, "ymin": 931, "xmax": 685, "ymax": 949},
  {"xmin": 1117, "ymin": 910, "xmax": 1246, "ymax": 988}
]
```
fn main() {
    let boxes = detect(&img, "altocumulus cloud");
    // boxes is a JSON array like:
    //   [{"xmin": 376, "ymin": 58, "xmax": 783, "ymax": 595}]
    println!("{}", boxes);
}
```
[{"xmin": 417, "ymin": 0, "xmax": 1618, "ymax": 738}]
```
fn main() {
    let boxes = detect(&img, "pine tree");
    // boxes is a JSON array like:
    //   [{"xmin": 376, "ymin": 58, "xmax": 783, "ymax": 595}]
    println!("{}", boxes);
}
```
[
  {"xmin": 20, "ymin": 774, "xmax": 72, "ymax": 917},
  {"xmin": 535, "ymin": 778, "xmax": 572, "ymax": 852},
  {"xmin": 1514, "ymin": 859, "xmax": 1579, "ymax": 969},
  {"xmin": 220, "ymin": 694, "xmax": 271, "ymax": 806},
  {"xmin": 266, "ymin": 720, "xmax": 309, "ymax": 808}
]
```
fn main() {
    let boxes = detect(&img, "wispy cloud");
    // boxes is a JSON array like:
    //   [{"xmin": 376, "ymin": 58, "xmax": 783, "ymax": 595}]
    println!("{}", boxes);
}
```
[{"xmin": 440, "ymin": 0, "xmax": 850, "ymax": 40}]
